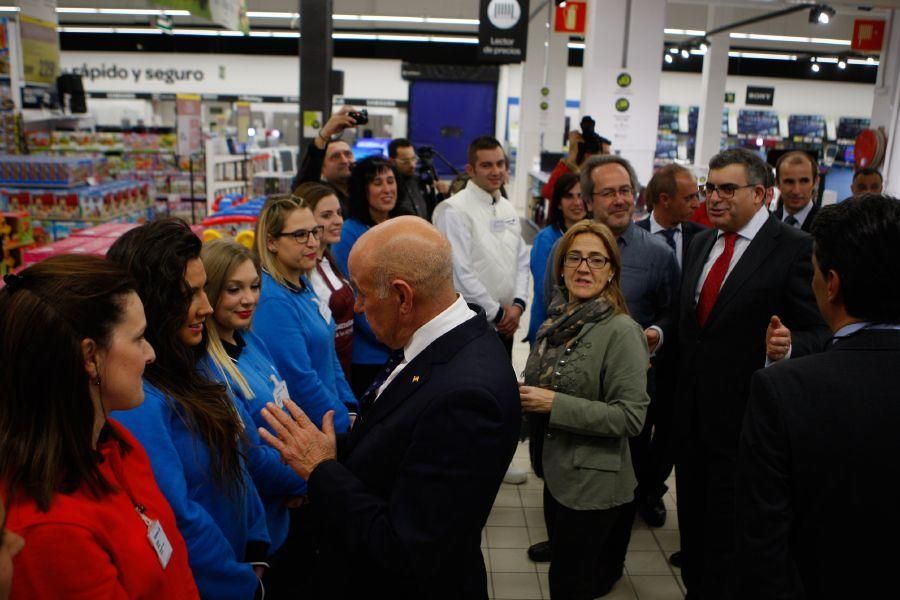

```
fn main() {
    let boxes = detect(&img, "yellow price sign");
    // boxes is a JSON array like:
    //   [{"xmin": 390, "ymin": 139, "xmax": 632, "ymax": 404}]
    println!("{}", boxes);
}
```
[{"xmin": 20, "ymin": 15, "xmax": 59, "ymax": 86}]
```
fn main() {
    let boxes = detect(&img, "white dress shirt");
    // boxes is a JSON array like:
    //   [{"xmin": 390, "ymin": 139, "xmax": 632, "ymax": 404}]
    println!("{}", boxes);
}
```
[
  {"xmin": 649, "ymin": 211, "xmax": 683, "ymax": 268},
  {"xmin": 783, "ymin": 200, "xmax": 813, "ymax": 228},
  {"xmin": 376, "ymin": 294, "xmax": 476, "ymax": 399},
  {"xmin": 695, "ymin": 205, "xmax": 770, "ymax": 303}
]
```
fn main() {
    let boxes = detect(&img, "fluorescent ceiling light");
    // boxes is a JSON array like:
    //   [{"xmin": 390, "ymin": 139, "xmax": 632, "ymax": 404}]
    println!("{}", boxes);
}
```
[
  {"xmin": 568, "ymin": 42, "xmax": 585, "ymax": 49},
  {"xmin": 848, "ymin": 58, "xmax": 879, "ymax": 65},
  {"xmin": 360, "ymin": 15, "xmax": 425, "ymax": 23},
  {"xmin": 56, "ymin": 8, "xmax": 190, "ymax": 16},
  {"xmin": 430, "ymin": 36, "xmax": 479, "ymax": 44},
  {"xmin": 378, "ymin": 34, "xmax": 429, "ymax": 41},
  {"xmin": 247, "ymin": 11, "xmax": 297, "ymax": 19},
  {"xmin": 728, "ymin": 51, "xmax": 797, "ymax": 61},
  {"xmin": 333, "ymin": 33, "xmax": 377, "ymax": 40},
  {"xmin": 730, "ymin": 32, "xmax": 850, "ymax": 45},
  {"xmin": 0, "ymin": 6, "xmax": 20, "ymax": 11},
  {"xmin": 425, "ymin": 17, "xmax": 479, "ymax": 25}
]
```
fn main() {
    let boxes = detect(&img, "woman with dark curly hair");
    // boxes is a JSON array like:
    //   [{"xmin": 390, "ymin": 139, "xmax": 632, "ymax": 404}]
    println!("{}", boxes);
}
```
[
  {"xmin": 0, "ymin": 255, "xmax": 198, "ymax": 598},
  {"xmin": 107, "ymin": 219, "xmax": 269, "ymax": 600},
  {"xmin": 331, "ymin": 156, "xmax": 401, "ymax": 396}
]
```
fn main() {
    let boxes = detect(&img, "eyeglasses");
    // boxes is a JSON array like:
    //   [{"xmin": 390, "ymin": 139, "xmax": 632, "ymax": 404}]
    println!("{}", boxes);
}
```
[
  {"xmin": 592, "ymin": 186, "xmax": 634, "ymax": 200},
  {"xmin": 276, "ymin": 225, "xmax": 324, "ymax": 244},
  {"xmin": 564, "ymin": 252, "xmax": 610, "ymax": 270},
  {"xmin": 701, "ymin": 182, "xmax": 756, "ymax": 200},
  {"xmin": 395, "ymin": 156, "xmax": 418, "ymax": 164}
]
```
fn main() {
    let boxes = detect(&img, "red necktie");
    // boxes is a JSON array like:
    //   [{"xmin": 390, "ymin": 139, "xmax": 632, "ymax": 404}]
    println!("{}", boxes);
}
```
[{"xmin": 696, "ymin": 232, "xmax": 738, "ymax": 327}]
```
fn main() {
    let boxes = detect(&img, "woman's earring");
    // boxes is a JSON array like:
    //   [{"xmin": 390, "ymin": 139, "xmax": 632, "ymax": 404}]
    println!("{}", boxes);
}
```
[
  {"xmin": 608, "ymin": 276, "xmax": 613, "ymax": 283},
  {"xmin": 94, "ymin": 376, "xmax": 101, "ymax": 386}
]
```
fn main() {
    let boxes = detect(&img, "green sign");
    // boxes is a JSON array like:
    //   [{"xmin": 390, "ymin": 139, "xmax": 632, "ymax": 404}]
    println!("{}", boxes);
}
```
[
  {"xmin": 540, "ymin": 101, "xmax": 549, "ymax": 110},
  {"xmin": 540, "ymin": 87, "xmax": 550, "ymax": 97},
  {"xmin": 615, "ymin": 98, "xmax": 630, "ymax": 112},
  {"xmin": 725, "ymin": 92, "xmax": 735, "ymax": 103},
  {"xmin": 616, "ymin": 72, "xmax": 632, "ymax": 88}
]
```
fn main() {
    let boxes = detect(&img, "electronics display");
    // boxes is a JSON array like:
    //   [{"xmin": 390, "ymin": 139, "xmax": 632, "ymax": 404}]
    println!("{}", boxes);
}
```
[
  {"xmin": 655, "ymin": 133, "xmax": 678, "ymax": 159},
  {"xmin": 658, "ymin": 105, "xmax": 680, "ymax": 132},
  {"xmin": 788, "ymin": 114, "xmax": 826, "ymax": 139},
  {"xmin": 737, "ymin": 109, "xmax": 780, "ymax": 136},
  {"xmin": 836, "ymin": 117, "xmax": 870, "ymax": 140}
]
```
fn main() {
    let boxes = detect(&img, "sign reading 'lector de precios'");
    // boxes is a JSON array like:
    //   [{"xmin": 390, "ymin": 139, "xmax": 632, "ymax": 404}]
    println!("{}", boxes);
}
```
[{"xmin": 479, "ymin": 0, "xmax": 530, "ymax": 63}]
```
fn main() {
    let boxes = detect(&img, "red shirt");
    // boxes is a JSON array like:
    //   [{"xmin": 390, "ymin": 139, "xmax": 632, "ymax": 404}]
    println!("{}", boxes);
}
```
[
  {"xmin": 691, "ymin": 201, "xmax": 713, "ymax": 228},
  {"xmin": 6, "ymin": 420, "xmax": 199, "ymax": 599},
  {"xmin": 541, "ymin": 160, "xmax": 577, "ymax": 201}
]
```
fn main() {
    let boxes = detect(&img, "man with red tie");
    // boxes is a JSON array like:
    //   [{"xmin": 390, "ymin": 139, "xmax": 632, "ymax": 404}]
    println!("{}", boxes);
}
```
[{"xmin": 674, "ymin": 148, "xmax": 828, "ymax": 599}]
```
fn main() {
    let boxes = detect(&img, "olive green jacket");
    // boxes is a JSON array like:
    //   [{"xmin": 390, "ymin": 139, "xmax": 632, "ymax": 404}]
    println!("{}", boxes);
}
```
[{"xmin": 542, "ymin": 311, "xmax": 650, "ymax": 511}]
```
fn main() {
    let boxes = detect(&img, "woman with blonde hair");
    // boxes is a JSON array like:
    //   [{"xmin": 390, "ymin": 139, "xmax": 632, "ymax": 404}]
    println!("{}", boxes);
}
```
[
  {"xmin": 200, "ymin": 238, "xmax": 308, "ymax": 596},
  {"xmin": 293, "ymin": 182, "xmax": 354, "ymax": 380},
  {"xmin": 252, "ymin": 194, "xmax": 357, "ymax": 433},
  {"xmin": 520, "ymin": 219, "xmax": 649, "ymax": 599}
]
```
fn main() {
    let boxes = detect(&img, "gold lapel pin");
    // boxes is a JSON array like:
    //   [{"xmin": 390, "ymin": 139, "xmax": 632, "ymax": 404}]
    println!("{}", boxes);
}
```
[{"xmin": 412, "ymin": 375, "xmax": 420, "ymax": 383}]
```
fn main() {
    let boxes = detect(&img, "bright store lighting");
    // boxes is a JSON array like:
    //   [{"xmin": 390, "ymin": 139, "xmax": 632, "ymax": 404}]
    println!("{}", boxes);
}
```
[
  {"xmin": 838, "ymin": 59, "xmax": 847, "ymax": 69},
  {"xmin": 811, "ymin": 63, "xmax": 821, "ymax": 72},
  {"xmin": 664, "ymin": 54, "xmax": 673, "ymax": 64},
  {"xmin": 246, "ymin": 12, "xmax": 298, "ymax": 19},
  {"xmin": 680, "ymin": 49, "xmax": 690, "ymax": 59},
  {"xmin": 730, "ymin": 32, "xmax": 849, "ymax": 46}
]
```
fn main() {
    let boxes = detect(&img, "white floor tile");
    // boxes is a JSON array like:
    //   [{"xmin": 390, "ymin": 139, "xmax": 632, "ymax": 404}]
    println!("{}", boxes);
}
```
[
  {"xmin": 652, "ymin": 529, "xmax": 682, "ymax": 552},
  {"xmin": 519, "ymin": 489, "xmax": 543, "ymax": 508},
  {"xmin": 630, "ymin": 574, "xmax": 685, "ymax": 599},
  {"xmin": 486, "ymin": 526, "xmax": 531, "ymax": 549},
  {"xmin": 625, "ymin": 550, "xmax": 674, "ymax": 575},
  {"xmin": 628, "ymin": 529, "xmax": 660, "ymax": 551},
  {"xmin": 489, "ymin": 548, "xmax": 537, "ymax": 573},
  {"xmin": 492, "ymin": 572, "xmax": 543, "ymax": 600},
  {"xmin": 523, "ymin": 507, "xmax": 545, "ymax": 528},
  {"xmin": 493, "ymin": 488, "xmax": 523, "ymax": 508},
  {"xmin": 487, "ymin": 507, "xmax": 527, "ymax": 527}
]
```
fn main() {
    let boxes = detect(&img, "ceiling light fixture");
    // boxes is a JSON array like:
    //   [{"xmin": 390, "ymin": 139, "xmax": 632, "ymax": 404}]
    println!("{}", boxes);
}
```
[
  {"xmin": 681, "ymin": 48, "xmax": 690, "ymax": 59},
  {"xmin": 665, "ymin": 54, "xmax": 673, "ymax": 64},
  {"xmin": 809, "ymin": 5, "xmax": 836, "ymax": 25}
]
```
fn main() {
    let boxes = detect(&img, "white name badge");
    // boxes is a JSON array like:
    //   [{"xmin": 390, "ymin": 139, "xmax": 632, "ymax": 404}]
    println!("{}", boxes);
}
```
[
  {"xmin": 270, "ymin": 374, "xmax": 290, "ymax": 408},
  {"xmin": 147, "ymin": 519, "xmax": 173, "ymax": 569},
  {"xmin": 491, "ymin": 218, "xmax": 507, "ymax": 233}
]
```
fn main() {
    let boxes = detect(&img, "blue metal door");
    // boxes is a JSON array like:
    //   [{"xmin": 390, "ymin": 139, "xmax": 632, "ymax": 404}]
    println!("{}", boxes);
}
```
[{"xmin": 408, "ymin": 79, "xmax": 497, "ymax": 176}]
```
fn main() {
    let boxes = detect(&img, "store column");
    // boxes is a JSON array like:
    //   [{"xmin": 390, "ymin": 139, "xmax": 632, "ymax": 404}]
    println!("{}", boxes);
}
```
[
  {"xmin": 869, "ymin": 10, "xmax": 900, "ymax": 195},
  {"xmin": 580, "ymin": 0, "xmax": 666, "ymax": 183},
  {"xmin": 298, "ymin": 0, "xmax": 334, "ymax": 146},
  {"xmin": 513, "ymin": 2, "xmax": 568, "ymax": 212},
  {"xmin": 694, "ymin": 6, "xmax": 732, "ymax": 169}
]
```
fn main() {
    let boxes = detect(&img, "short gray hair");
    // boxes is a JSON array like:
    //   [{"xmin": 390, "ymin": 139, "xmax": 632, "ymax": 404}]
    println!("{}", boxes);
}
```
[
  {"xmin": 368, "ymin": 231, "xmax": 454, "ymax": 299},
  {"xmin": 709, "ymin": 148, "xmax": 770, "ymax": 186},
  {"xmin": 580, "ymin": 154, "xmax": 641, "ymax": 201}
]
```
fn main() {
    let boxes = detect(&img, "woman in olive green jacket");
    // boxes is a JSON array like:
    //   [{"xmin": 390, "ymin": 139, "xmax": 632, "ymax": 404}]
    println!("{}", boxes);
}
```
[{"xmin": 521, "ymin": 220, "xmax": 649, "ymax": 600}]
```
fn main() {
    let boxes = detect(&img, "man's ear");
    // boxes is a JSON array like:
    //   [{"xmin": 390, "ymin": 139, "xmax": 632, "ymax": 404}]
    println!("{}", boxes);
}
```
[
  {"xmin": 826, "ymin": 269, "xmax": 842, "ymax": 304},
  {"xmin": 657, "ymin": 193, "xmax": 670, "ymax": 209},
  {"xmin": 392, "ymin": 280, "xmax": 415, "ymax": 315},
  {"xmin": 465, "ymin": 163, "xmax": 475, "ymax": 178}
]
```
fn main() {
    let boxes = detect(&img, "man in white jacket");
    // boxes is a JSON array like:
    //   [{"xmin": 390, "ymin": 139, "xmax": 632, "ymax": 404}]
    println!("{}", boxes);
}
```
[{"xmin": 434, "ymin": 136, "xmax": 530, "ymax": 485}]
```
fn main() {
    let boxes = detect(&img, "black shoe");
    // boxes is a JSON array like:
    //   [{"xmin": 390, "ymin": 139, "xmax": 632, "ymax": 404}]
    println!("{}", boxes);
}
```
[
  {"xmin": 527, "ymin": 540, "xmax": 551, "ymax": 562},
  {"xmin": 638, "ymin": 497, "xmax": 667, "ymax": 528},
  {"xmin": 669, "ymin": 550, "xmax": 683, "ymax": 568}
]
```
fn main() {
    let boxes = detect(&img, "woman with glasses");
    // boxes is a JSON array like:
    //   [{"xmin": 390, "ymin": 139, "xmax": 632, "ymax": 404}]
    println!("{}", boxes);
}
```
[
  {"xmin": 252, "ymin": 194, "xmax": 357, "ymax": 434},
  {"xmin": 526, "ymin": 172, "xmax": 586, "ymax": 346},
  {"xmin": 331, "ymin": 156, "xmax": 401, "ymax": 397},
  {"xmin": 520, "ymin": 220, "xmax": 649, "ymax": 599},
  {"xmin": 294, "ymin": 182, "xmax": 355, "ymax": 381}
]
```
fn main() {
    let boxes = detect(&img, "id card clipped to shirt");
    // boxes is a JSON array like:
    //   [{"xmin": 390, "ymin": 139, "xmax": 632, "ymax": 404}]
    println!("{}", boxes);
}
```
[{"xmin": 137, "ymin": 506, "xmax": 173, "ymax": 568}]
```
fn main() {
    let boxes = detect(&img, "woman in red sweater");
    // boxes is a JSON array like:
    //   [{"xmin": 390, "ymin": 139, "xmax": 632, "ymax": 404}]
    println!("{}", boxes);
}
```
[{"xmin": 0, "ymin": 256, "xmax": 199, "ymax": 599}]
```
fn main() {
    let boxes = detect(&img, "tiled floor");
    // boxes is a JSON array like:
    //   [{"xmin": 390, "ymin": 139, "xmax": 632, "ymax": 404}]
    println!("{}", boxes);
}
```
[{"xmin": 489, "ymin": 316, "xmax": 685, "ymax": 599}]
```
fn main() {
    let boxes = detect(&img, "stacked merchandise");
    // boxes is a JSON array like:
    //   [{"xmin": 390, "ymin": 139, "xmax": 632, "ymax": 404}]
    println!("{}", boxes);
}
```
[{"xmin": 0, "ymin": 210, "xmax": 34, "ymax": 275}]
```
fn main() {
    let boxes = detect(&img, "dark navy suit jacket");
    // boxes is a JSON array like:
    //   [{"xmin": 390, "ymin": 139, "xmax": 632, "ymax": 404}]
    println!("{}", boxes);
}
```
[{"xmin": 307, "ymin": 309, "xmax": 521, "ymax": 600}]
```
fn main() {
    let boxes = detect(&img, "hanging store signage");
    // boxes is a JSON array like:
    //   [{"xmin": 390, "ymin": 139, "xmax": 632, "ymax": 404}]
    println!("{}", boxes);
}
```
[
  {"xmin": 852, "ymin": 19, "xmax": 885, "ymax": 53},
  {"xmin": 17, "ymin": 0, "xmax": 60, "ymax": 86},
  {"xmin": 554, "ymin": 1, "xmax": 586, "ymax": 34},
  {"xmin": 746, "ymin": 86, "xmax": 775, "ymax": 106},
  {"xmin": 175, "ymin": 93, "xmax": 202, "ymax": 157},
  {"xmin": 478, "ymin": 0, "xmax": 529, "ymax": 63},
  {"xmin": 151, "ymin": 0, "xmax": 249, "ymax": 34}
]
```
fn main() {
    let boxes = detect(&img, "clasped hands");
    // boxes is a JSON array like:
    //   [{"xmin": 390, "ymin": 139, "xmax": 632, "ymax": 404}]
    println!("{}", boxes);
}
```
[
  {"xmin": 519, "ymin": 383, "xmax": 554, "ymax": 414},
  {"xmin": 258, "ymin": 399, "xmax": 337, "ymax": 480}
]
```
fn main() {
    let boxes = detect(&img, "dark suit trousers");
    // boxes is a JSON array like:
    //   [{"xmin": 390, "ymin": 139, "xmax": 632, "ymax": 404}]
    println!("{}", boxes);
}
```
[
  {"xmin": 544, "ymin": 485, "xmax": 630, "ymax": 600},
  {"xmin": 676, "ymin": 439, "xmax": 737, "ymax": 600},
  {"xmin": 629, "ymin": 361, "xmax": 675, "ymax": 502}
]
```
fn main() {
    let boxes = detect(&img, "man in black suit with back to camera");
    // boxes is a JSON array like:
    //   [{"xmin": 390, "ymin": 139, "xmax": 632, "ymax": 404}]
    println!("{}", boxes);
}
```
[
  {"xmin": 734, "ymin": 195, "xmax": 900, "ymax": 600},
  {"xmin": 675, "ymin": 148, "xmax": 829, "ymax": 599},
  {"xmin": 258, "ymin": 216, "xmax": 521, "ymax": 600},
  {"xmin": 633, "ymin": 163, "xmax": 706, "ymax": 528}
]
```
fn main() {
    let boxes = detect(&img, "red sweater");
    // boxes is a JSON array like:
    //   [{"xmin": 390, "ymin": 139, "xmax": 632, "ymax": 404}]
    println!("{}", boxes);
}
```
[
  {"xmin": 541, "ymin": 160, "xmax": 577, "ymax": 200},
  {"xmin": 6, "ymin": 420, "xmax": 199, "ymax": 599}
]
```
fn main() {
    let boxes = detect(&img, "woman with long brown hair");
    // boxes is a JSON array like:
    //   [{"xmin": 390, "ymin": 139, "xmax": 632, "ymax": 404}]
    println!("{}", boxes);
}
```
[
  {"xmin": 0, "ymin": 256, "xmax": 198, "ymax": 598},
  {"xmin": 108, "ymin": 219, "xmax": 269, "ymax": 600}
]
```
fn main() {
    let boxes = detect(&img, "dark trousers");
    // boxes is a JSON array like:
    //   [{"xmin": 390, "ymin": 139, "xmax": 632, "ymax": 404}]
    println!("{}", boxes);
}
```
[
  {"xmin": 262, "ymin": 504, "xmax": 320, "ymax": 599},
  {"xmin": 675, "ymin": 441, "xmax": 737, "ymax": 600},
  {"xmin": 630, "ymin": 361, "xmax": 676, "ymax": 502},
  {"xmin": 544, "ymin": 485, "xmax": 633, "ymax": 600}
]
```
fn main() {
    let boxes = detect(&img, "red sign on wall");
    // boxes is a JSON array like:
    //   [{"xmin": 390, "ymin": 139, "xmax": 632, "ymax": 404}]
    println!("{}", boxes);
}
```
[
  {"xmin": 852, "ymin": 19, "xmax": 885, "ymax": 52},
  {"xmin": 555, "ymin": 1, "xmax": 587, "ymax": 34}
]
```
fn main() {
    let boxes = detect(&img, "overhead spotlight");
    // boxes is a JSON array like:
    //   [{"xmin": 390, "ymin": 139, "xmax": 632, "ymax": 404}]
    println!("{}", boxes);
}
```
[
  {"xmin": 665, "ymin": 54, "xmax": 673, "ymax": 64},
  {"xmin": 681, "ymin": 48, "xmax": 690, "ymax": 59},
  {"xmin": 867, "ymin": 56, "xmax": 875, "ymax": 64},
  {"xmin": 699, "ymin": 40, "xmax": 709, "ymax": 52},
  {"xmin": 838, "ymin": 59, "xmax": 846, "ymax": 69},
  {"xmin": 669, "ymin": 47, "xmax": 679, "ymax": 54},
  {"xmin": 809, "ymin": 5, "xmax": 835, "ymax": 25},
  {"xmin": 811, "ymin": 62, "xmax": 820, "ymax": 72}
]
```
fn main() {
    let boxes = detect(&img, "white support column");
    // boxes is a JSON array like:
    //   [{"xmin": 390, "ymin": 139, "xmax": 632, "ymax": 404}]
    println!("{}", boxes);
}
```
[
  {"xmin": 512, "ymin": 2, "xmax": 568, "ymax": 213},
  {"xmin": 694, "ymin": 6, "xmax": 732, "ymax": 169},
  {"xmin": 580, "ymin": 0, "xmax": 666, "ymax": 184},
  {"xmin": 870, "ymin": 10, "xmax": 900, "ymax": 195}
]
